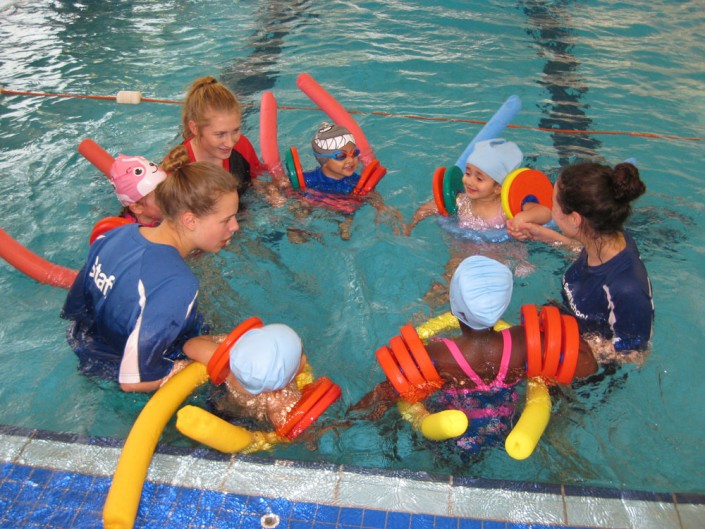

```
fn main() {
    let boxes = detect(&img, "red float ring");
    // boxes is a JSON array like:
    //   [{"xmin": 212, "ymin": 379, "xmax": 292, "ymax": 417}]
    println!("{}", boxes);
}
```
[
  {"xmin": 432, "ymin": 167, "xmax": 449, "ymax": 216},
  {"xmin": 285, "ymin": 381, "xmax": 342, "ymax": 440},
  {"xmin": 207, "ymin": 316, "xmax": 264, "ymax": 385},
  {"xmin": 276, "ymin": 377, "xmax": 340, "ymax": 439},
  {"xmin": 375, "ymin": 345, "xmax": 412, "ymax": 397},
  {"xmin": 555, "ymin": 315, "xmax": 580, "ymax": 384},
  {"xmin": 399, "ymin": 324, "xmax": 443, "ymax": 386},
  {"xmin": 389, "ymin": 336, "xmax": 425, "ymax": 387},
  {"xmin": 89, "ymin": 216, "xmax": 133, "ymax": 245},
  {"xmin": 539, "ymin": 306, "xmax": 562, "ymax": 378},
  {"xmin": 522, "ymin": 304, "xmax": 542, "ymax": 378},
  {"xmin": 361, "ymin": 163, "xmax": 387, "ymax": 195},
  {"xmin": 353, "ymin": 159, "xmax": 379, "ymax": 195}
]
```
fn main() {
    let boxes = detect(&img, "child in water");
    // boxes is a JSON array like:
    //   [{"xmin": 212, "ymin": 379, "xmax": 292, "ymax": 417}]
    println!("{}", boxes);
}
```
[
  {"xmin": 184, "ymin": 323, "xmax": 308, "ymax": 430},
  {"xmin": 109, "ymin": 154, "xmax": 168, "ymax": 227},
  {"xmin": 407, "ymin": 138, "xmax": 551, "ymax": 235},
  {"xmin": 351, "ymin": 255, "xmax": 597, "ymax": 460},
  {"xmin": 289, "ymin": 121, "xmax": 403, "ymax": 240}
]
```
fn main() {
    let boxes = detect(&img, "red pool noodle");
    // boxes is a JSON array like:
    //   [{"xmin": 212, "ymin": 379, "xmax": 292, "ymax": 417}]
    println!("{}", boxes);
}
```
[
  {"xmin": 296, "ymin": 73, "xmax": 375, "ymax": 166},
  {"xmin": 0, "ymin": 228, "xmax": 78, "ymax": 289},
  {"xmin": 78, "ymin": 138, "xmax": 115, "ymax": 177},
  {"xmin": 259, "ymin": 91, "xmax": 285, "ymax": 179}
]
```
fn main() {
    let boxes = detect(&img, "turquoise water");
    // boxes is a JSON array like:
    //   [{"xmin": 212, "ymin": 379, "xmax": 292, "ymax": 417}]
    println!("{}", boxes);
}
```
[{"xmin": 1, "ymin": 0, "xmax": 704, "ymax": 494}]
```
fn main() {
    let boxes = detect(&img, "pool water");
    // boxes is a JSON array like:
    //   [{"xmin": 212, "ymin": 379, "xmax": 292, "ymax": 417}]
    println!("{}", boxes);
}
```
[{"xmin": 1, "ymin": 0, "xmax": 704, "ymax": 495}]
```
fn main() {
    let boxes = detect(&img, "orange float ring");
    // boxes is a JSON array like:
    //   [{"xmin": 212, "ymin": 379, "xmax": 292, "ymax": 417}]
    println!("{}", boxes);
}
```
[
  {"xmin": 501, "ymin": 168, "xmax": 553, "ymax": 219},
  {"xmin": 360, "ymin": 163, "xmax": 387, "ymax": 195},
  {"xmin": 522, "ymin": 304, "xmax": 543, "ymax": 378},
  {"xmin": 539, "ymin": 306, "xmax": 562, "ymax": 377},
  {"xmin": 432, "ymin": 167, "xmax": 449, "ymax": 216},
  {"xmin": 285, "ymin": 380, "xmax": 341, "ymax": 440},
  {"xmin": 389, "ymin": 336, "xmax": 426, "ymax": 387},
  {"xmin": 399, "ymin": 324, "xmax": 442, "ymax": 386},
  {"xmin": 89, "ymin": 216, "xmax": 134, "ymax": 245},
  {"xmin": 290, "ymin": 146, "xmax": 305, "ymax": 189},
  {"xmin": 353, "ymin": 159, "xmax": 379, "ymax": 195},
  {"xmin": 207, "ymin": 317, "xmax": 264, "ymax": 385},
  {"xmin": 375, "ymin": 345, "xmax": 413, "ymax": 397},
  {"xmin": 555, "ymin": 315, "xmax": 580, "ymax": 384},
  {"xmin": 276, "ymin": 376, "xmax": 341, "ymax": 440}
]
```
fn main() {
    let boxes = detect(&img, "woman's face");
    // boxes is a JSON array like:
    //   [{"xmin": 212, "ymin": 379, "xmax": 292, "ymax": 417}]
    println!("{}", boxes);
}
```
[
  {"xmin": 191, "ymin": 110, "xmax": 242, "ymax": 161},
  {"xmin": 192, "ymin": 191, "xmax": 240, "ymax": 253}
]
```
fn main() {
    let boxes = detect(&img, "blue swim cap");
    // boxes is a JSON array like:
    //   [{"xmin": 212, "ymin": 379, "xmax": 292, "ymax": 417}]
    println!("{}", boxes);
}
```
[
  {"xmin": 229, "ymin": 324, "xmax": 302, "ymax": 395},
  {"xmin": 449, "ymin": 256, "xmax": 513, "ymax": 330},
  {"xmin": 465, "ymin": 138, "xmax": 522, "ymax": 185}
]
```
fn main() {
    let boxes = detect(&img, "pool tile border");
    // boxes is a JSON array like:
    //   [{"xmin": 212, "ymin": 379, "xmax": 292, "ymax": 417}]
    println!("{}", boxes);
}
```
[{"xmin": 1, "ymin": 423, "xmax": 704, "ymax": 529}]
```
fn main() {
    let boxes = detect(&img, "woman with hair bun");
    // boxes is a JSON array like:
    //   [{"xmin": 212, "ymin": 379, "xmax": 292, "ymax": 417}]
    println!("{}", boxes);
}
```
[
  {"xmin": 62, "ymin": 145, "xmax": 240, "ymax": 392},
  {"xmin": 509, "ymin": 161, "xmax": 654, "ymax": 360}
]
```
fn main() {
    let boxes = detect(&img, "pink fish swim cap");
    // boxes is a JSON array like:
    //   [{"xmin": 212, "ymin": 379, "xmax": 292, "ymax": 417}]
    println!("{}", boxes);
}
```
[{"xmin": 109, "ymin": 155, "xmax": 168, "ymax": 206}]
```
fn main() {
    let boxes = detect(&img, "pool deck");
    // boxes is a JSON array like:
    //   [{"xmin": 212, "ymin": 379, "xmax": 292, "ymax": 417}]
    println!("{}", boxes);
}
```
[{"xmin": 1, "ymin": 425, "xmax": 703, "ymax": 529}]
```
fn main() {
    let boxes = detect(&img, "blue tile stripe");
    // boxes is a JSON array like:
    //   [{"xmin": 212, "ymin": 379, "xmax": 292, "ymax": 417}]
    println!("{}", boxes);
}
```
[{"xmin": 1, "ymin": 424, "xmax": 704, "ymax": 528}]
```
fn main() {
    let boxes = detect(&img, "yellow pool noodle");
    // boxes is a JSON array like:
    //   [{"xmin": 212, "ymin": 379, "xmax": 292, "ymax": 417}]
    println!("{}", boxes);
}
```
[
  {"xmin": 103, "ymin": 362, "xmax": 210, "ymax": 529},
  {"xmin": 421, "ymin": 410, "xmax": 469, "ymax": 441},
  {"xmin": 176, "ymin": 405, "xmax": 254, "ymax": 453},
  {"xmin": 397, "ymin": 401, "xmax": 468, "ymax": 441},
  {"xmin": 504, "ymin": 378, "xmax": 551, "ymax": 460}
]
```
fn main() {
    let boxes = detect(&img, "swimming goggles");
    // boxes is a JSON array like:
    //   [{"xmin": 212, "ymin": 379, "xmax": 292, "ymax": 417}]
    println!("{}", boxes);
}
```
[{"xmin": 316, "ymin": 148, "xmax": 361, "ymax": 161}]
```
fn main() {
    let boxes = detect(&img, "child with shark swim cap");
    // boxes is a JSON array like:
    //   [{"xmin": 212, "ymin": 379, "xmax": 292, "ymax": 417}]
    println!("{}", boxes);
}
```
[
  {"xmin": 304, "ymin": 122, "xmax": 363, "ymax": 194},
  {"xmin": 286, "ymin": 121, "xmax": 403, "ymax": 241}
]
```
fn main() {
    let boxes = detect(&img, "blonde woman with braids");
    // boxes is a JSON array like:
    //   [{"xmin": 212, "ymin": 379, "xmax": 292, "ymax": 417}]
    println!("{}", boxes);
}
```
[{"xmin": 62, "ymin": 146, "xmax": 240, "ymax": 392}]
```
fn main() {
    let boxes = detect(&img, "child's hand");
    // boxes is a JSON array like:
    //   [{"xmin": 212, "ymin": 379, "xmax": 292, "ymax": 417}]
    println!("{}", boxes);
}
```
[{"xmin": 405, "ymin": 201, "xmax": 438, "ymax": 236}]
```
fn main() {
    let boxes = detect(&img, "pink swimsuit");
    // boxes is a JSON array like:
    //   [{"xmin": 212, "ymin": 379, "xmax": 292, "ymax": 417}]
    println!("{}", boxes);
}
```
[{"xmin": 441, "ymin": 329, "xmax": 513, "ymax": 390}]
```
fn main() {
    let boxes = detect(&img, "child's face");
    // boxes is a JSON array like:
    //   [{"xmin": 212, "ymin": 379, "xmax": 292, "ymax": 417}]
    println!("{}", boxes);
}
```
[
  {"xmin": 130, "ymin": 191, "xmax": 163, "ymax": 227},
  {"xmin": 191, "ymin": 110, "xmax": 242, "ymax": 161},
  {"xmin": 190, "ymin": 191, "xmax": 240, "ymax": 253},
  {"xmin": 463, "ymin": 163, "xmax": 502, "ymax": 201},
  {"xmin": 321, "ymin": 141, "xmax": 359, "ymax": 180}
]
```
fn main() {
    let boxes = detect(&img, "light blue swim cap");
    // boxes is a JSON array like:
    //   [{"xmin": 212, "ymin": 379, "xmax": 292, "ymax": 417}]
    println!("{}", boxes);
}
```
[
  {"xmin": 229, "ymin": 323, "xmax": 302, "ymax": 395},
  {"xmin": 449, "ymin": 255, "xmax": 513, "ymax": 330},
  {"xmin": 465, "ymin": 138, "xmax": 522, "ymax": 185}
]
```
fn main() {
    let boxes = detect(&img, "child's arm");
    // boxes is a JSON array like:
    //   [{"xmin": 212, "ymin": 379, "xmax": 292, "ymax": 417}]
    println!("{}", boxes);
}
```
[
  {"xmin": 183, "ymin": 334, "xmax": 224, "ymax": 366},
  {"xmin": 404, "ymin": 200, "xmax": 438, "ymax": 236},
  {"xmin": 574, "ymin": 339, "xmax": 599, "ymax": 378},
  {"xmin": 505, "ymin": 203, "xmax": 551, "ymax": 241},
  {"xmin": 366, "ymin": 191, "xmax": 405, "ymax": 236},
  {"xmin": 507, "ymin": 218, "xmax": 581, "ymax": 251}
]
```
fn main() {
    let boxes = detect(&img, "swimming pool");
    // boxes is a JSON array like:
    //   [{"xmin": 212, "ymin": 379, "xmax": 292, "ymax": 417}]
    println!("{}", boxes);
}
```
[{"xmin": 0, "ymin": 0, "xmax": 703, "ymax": 498}]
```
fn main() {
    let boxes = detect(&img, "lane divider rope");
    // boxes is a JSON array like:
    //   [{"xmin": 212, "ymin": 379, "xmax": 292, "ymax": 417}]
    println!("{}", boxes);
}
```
[{"xmin": 2, "ymin": 86, "xmax": 702, "ymax": 142}]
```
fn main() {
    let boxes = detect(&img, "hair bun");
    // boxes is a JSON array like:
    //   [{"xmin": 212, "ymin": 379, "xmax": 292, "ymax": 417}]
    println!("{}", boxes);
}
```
[{"xmin": 612, "ymin": 162, "xmax": 646, "ymax": 203}]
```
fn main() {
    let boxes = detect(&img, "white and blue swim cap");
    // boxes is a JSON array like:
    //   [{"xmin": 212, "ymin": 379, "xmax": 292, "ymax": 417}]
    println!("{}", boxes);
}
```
[
  {"xmin": 229, "ymin": 324, "xmax": 302, "ymax": 395},
  {"xmin": 312, "ymin": 121, "xmax": 356, "ymax": 166},
  {"xmin": 465, "ymin": 138, "xmax": 522, "ymax": 186},
  {"xmin": 449, "ymin": 255, "xmax": 513, "ymax": 330}
]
